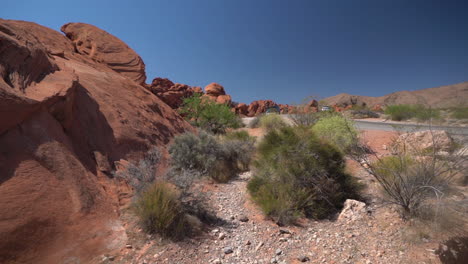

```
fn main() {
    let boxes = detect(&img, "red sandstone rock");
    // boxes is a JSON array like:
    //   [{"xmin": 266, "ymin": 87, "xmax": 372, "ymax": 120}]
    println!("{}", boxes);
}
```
[
  {"xmin": 246, "ymin": 100, "xmax": 277, "ymax": 117},
  {"xmin": 235, "ymin": 103, "xmax": 248, "ymax": 115},
  {"xmin": 61, "ymin": 22, "xmax": 147, "ymax": 85},
  {"xmin": 205, "ymin": 82, "xmax": 226, "ymax": 96},
  {"xmin": 0, "ymin": 19, "xmax": 192, "ymax": 264},
  {"xmin": 216, "ymin": 94, "xmax": 232, "ymax": 105}
]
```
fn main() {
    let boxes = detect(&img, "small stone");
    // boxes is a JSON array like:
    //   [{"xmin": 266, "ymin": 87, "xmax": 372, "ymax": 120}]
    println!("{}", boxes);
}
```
[
  {"xmin": 239, "ymin": 215, "xmax": 249, "ymax": 222},
  {"xmin": 275, "ymin": 249, "xmax": 283, "ymax": 255},
  {"xmin": 213, "ymin": 258, "xmax": 222, "ymax": 264},
  {"xmin": 298, "ymin": 256, "xmax": 310, "ymax": 262},
  {"xmin": 224, "ymin": 247, "xmax": 233, "ymax": 254},
  {"xmin": 245, "ymin": 240, "xmax": 251, "ymax": 245},
  {"xmin": 108, "ymin": 255, "xmax": 115, "ymax": 261},
  {"xmin": 212, "ymin": 229, "xmax": 220, "ymax": 233},
  {"xmin": 255, "ymin": 241, "xmax": 264, "ymax": 251},
  {"xmin": 219, "ymin": 233, "xmax": 226, "ymax": 240},
  {"xmin": 279, "ymin": 229, "xmax": 291, "ymax": 234},
  {"xmin": 279, "ymin": 238, "xmax": 288, "ymax": 242},
  {"xmin": 125, "ymin": 244, "xmax": 132, "ymax": 249},
  {"xmin": 270, "ymin": 257, "xmax": 278, "ymax": 263}
]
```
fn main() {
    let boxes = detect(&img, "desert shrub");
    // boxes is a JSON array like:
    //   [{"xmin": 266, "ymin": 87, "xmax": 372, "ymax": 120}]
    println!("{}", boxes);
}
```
[
  {"xmin": 259, "ymin": 114, "xmax": 287, "ymax": 131},
  {"xmin": 350, "ymin": 109, "xmax": 380, "ymax": 119},
  {"xmin": 134, "ymin": 181, "xmax": 189, "ymax": 239},
  {"xmin": 350, "ymin": 130, "xmax": 467, "ymax": 219},
  {"xmin": 169, "ymin": 131, "xmax": 254, "ymax": 182},
  {"xmin": 247, "ymin": 116, "xmax": 261, "ymax": 128},
  {"xmin": 384, "ymin": 104, "xmax": 440, "ymax": 121},
  {"xmin": 224, "ymin": 130, "xmax": 254, "ymax": 142},
  {"xmin": 112, "ymin": 147, "xmax": 161, "ymax": 193},
  {"xmin": 312, "ymin": 115, "xmax": 358, "ymax": 153},
  {"xmin": 248, "ymin": 126, "xmax": 361, "ymax": 225},
  {"xmin": 179, "ymin": 94, "xmax": 241, "ymax": 134},
  {"xmin": 451, "ymin": 107, "xmax": 468, "ymax": 119}
]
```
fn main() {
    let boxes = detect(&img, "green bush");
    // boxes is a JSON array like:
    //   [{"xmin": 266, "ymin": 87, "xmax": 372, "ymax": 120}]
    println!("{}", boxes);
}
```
[
  {"xmin": 179, "ymin": 94, "xmax": 242, "ymax": 134},
  {"xmin": 224, "ymin": 130, "xmax": 254, "ymax": 142},
  {"xmin": 248, "ymin": 126, "xmax": 361, "ymax": 225},
  {"xmin": 312, "ymin": 115, "xmax": 358, "ymax": 153},
  {"xmin": 451, "ymin": 107, "xmax": 468, "ymax": 119},
  {"xmin": 169, "ymin": 131, "xmax": 254, "ymax": 182},
  {"xmin": 134, "ymin": 182, "xmax": 189, "ymax": 239},
  {"xmin": 384, "ymin": 104, "xmax": 440, "ymax": 121},
  {"xmin": 259, "ymin": 114, "xmax": 287, "ymax": 132}
]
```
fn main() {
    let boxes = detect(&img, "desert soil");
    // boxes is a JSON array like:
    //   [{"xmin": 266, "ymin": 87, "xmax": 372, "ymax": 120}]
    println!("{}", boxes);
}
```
[{"xmin": 99, "ymin": 130, "xmax": 452, "ymax": 264}]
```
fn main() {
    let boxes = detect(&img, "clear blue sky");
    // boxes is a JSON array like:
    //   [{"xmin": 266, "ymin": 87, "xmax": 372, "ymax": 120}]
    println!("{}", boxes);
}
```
[{"xmin": 3, "ymin": 0, "xmax": 468, "ymax": 104}]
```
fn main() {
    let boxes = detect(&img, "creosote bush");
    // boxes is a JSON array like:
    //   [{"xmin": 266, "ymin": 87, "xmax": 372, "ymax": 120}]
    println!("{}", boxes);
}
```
[
  {"xmin": 179, "ymin": 93, "xmax": 242, "ymax": 134},
  {"xmin": 259, "ymin": 114, "xmax": 287, "ymax": 132},
  {"xmin": 312, "ymin": 115, "xmax": 358, "ymax": 154},
  {"xmin": 248, "ymin": 126, "xmax": 361, "ymax": 225},
  {"xmin": 169, "ymin": 131, "xmax": 254, "ymax": 183}
]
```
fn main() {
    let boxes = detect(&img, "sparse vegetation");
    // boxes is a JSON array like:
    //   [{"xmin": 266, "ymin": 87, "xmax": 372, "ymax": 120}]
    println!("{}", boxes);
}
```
[
  {"xmin": 450, "ymin": 107, "xmax": 468, "ymax": 119},
  {"xmin": 248, "ymin": 126, "xmax": 361, "ymax": 225},
  {"xmin": 134, "ymin": 182, "xmax": 190, "ymax": 239},
  {"xmin": 349, "ymin": 129, "xmax": 467, "ymax": 219},
  {"xmin": 112, "ymin": 147, "xmax": 161, "ymax": 193},
  {"xmin": 312, "ymin": 115, "xmax": 358, "ymax": 153},
  {"xmin": 179, "ymin": 94, "xmax": 242, "ymax": 134},
  {"xmin": 384, "ymin": 104, "xmax": 440, "ymax": 122},
  {"xmin": 169, "ymin": 131, "xmax": 254, "ymax": 183},
  {"xmin": 259, "ymin": 114, "xmax": 287, "ymax": 131}
]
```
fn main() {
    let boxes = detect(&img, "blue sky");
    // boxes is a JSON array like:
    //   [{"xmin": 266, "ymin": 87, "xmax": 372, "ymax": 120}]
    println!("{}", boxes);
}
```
[{"xmin": 3, "ymin": 0, "xmax": 468, "ymax": 104}]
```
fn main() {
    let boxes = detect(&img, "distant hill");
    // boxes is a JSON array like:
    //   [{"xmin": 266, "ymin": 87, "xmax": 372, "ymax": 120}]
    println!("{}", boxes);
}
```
[{"xmin": 323, "ymin": 81, "xmax": 468, "ymax": 108}]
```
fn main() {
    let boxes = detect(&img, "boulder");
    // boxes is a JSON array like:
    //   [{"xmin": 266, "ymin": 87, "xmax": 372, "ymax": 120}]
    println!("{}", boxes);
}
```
[
  {"xmin": 147, "ymin": 78, "xmax": 195, "ymax": 108},
  {"xmin": 337, "ymin": 199, "xmax": 366, "ymax": 222},
  {"xmin": 205, "ymin": 82, "xmax": 226, "ymax": 96},
  {"xmin": 61, "ymin": 23, "xmax": 147, "ymax": 85},
  {"xmin": 394, "ymin": 130, "xmax": 454, "ymax": 153},
  {"xmin": 0, "ymin": 19, "xmax": 192, "ymax": 264},
  {"xmin": 216, "ymin": 94, "xmax": 232, "ymax": 105},
  {"xmin": 235, "ymin": 103, "xmax": 248, "ymax": 115}
]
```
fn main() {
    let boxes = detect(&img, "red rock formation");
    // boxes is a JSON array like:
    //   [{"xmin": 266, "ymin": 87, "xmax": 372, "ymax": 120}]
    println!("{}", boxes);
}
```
[
  {"xmin": 246, "ymin": 100, "xmax": 277, "ymax": 116},
  {"xmin": 61, "ymin": 23, "xmax": 147, "ymax": 85},
  {"xmin": 234, "ymin": 103, "xmax": 248, "ymax": 116},
  {"xmin": 0, "ymin": 19, "xmax": 192, "ymax": 264},
  {"xmin": 147, "ymin": 77, "xmax": 197, "ymax": 108},
  {"xmin": 205, "ymin": 82, "xmax": 225, "ymax": 97}
]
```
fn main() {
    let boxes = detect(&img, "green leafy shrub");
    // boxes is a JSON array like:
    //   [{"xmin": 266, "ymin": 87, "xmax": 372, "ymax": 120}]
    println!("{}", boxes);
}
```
[
  {"xmin": 179, "ymin": 94, "xmax": 241, "ymax": 134},
  {"xmin": 259, "ymin": 114, "xmax": 287, "ymax": 131},
  {"xmin": 312, "ymin": 115, "xmax": 358, "ymax": 153},
  {"xmin": 169, "ymin": 131, "xmax": 254, "ymax": 182},
  {"xmin": 451, "ymin": 107, "xmax": 468, "ymax": 119},
  {"xmin": 248, "ymin": 126, "xmax": 361, "ymax": 225},
  {"xmin": 384, "ymin": 104, "xmax": 440, "ymax": 121},
  {"xmin": 134, "ymin": 182, "xmax": 189, "ymax": 239}
]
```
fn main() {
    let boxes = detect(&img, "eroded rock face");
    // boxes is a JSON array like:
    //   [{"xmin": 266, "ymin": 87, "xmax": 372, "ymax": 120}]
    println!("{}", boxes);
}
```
[
  {"xmin": 205, "ymin": 82, "xmax": 225, "ymax": 97},
  {"xmin": 61, "ymin": 22, "xmax": 147, "ymax": 85},
  {"xmin": 0, "ymin": 19, "xmax": 192, "ymax": 264}
]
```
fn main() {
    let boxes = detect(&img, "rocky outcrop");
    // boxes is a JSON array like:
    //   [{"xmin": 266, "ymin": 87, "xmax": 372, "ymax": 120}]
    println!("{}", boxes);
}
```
[
  {"xmin": 61, "ymin": 22, "xmax": 147, "ymax": 85},
  {"xmin": 246, "ymin": 100, "xmax": 277, "ymax": 117},
  {"xmin": 337, "ymin": 199, "xmax": 367, "ymax": 222},
  {"xmin": 147, "ymin": 77, "xmax": 202, "ymax": 109},
  {"xmin": 394, "ymin": 130, "xmax": 454, "ymax": 153},
  {"xmin": 203, "ymin": 82, "xmax": 232, "ymax": 105},
  {"xmin": 0, "ymin": 19, "xmax": 192, "ymax": 264}
]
